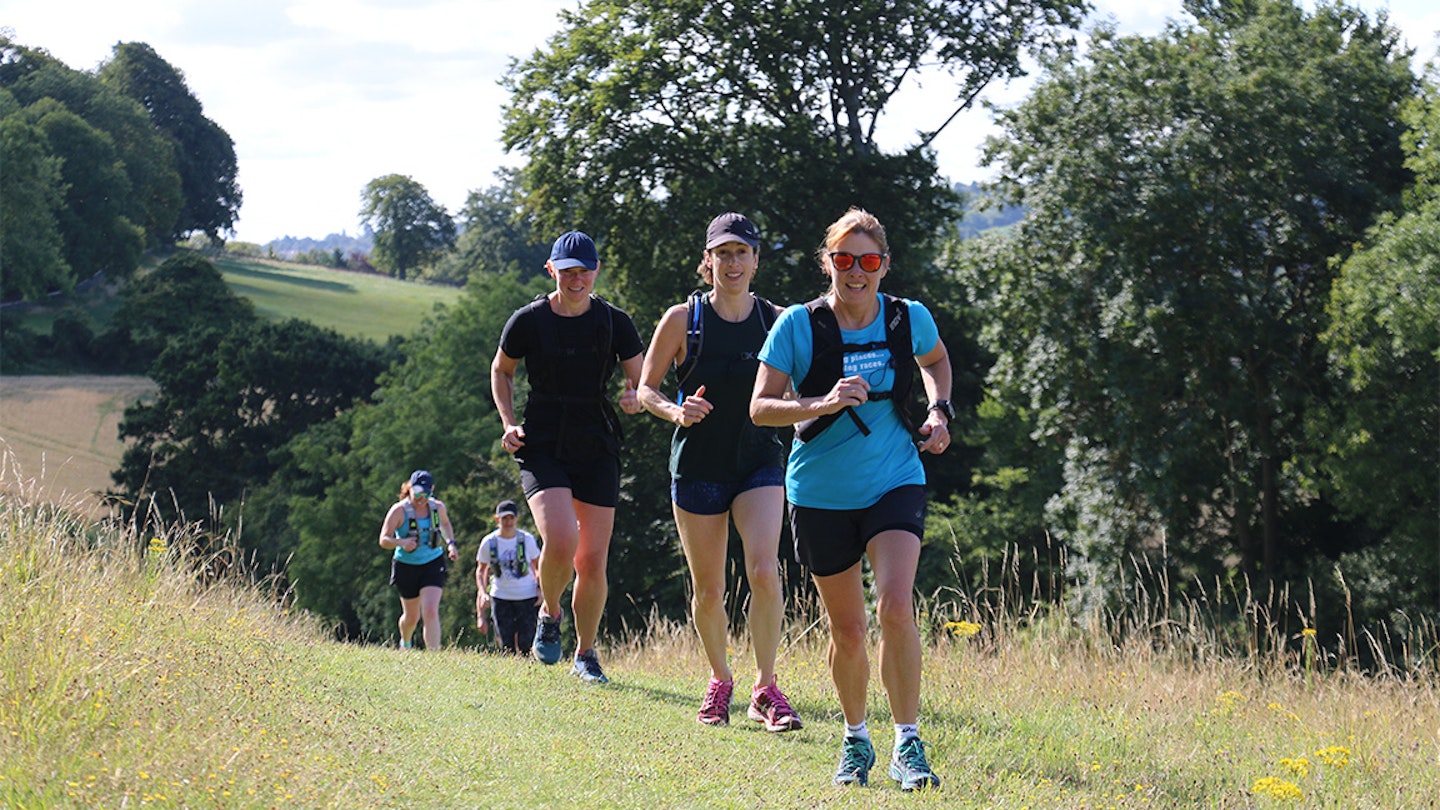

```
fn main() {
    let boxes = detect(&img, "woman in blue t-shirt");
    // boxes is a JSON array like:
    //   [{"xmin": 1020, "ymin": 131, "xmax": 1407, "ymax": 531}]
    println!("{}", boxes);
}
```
[
  {"xmin": 378, "ymin": 469, "xmax": 458, "ymax": 651},
  {"xmin": 751, "ymin": 208, "xmax": 953, "ymax": 792}
]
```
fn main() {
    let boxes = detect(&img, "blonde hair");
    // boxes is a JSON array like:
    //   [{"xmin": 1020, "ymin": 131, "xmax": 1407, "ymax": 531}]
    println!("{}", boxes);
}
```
[{"xmin": 814, "ymin": 207, "xmax": 889, "ymax": 294}]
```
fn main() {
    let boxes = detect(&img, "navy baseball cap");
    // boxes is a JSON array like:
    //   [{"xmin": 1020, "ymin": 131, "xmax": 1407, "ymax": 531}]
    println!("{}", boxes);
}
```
[
  {"xmin": 495, "ymin": 499, "xmax": 519, "ymax": 517},
  {"xmin": 549, "ymin": 231, "xmax": 599, "ymax": 270},
  {"xmin": 409, "ymin": 469, "xmax": 433, "ymax": 496},
  {"xmin": 705, "ymin": 212, "xmax": 760, "ymax": 250}
]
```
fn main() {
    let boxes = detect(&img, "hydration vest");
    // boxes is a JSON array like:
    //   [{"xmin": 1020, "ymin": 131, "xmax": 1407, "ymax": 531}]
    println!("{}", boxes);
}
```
[
  {"xmin": 399, "ymin": 498, "xmax": 443, "ymax": 548},
  {"xmin": 522, "ymin": 293, "xmax": 623, "ymax": 457},
  {"xmin": 489, "ymin": 534, "xmax": 529, "ymax": 578},
  {"xmin": 674, "ymin": 290, "xmax": 778, "ymax": 397},
  {"xmin": 794, "ymin": 294, "xmax": 915, "ymax": 443}
]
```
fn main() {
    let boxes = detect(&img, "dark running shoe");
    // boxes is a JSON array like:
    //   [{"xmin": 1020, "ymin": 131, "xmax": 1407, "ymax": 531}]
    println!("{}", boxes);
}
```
[
  {"xmin": 532, "ymin": 613, "xmax": 562, "ymax": 665},
  {"xmin": 833, "ymin": 735, "xmax": 875, "ymax": 787},
  {"xmin": 697, "ymin": 677, "xmax": 733, "ymax": 726},
  {"xmin": 889, "ymin": 737, "xmax": 940, "ymax": 791},
  {"xmin": 570, "ymin": 648, "xmax": 609, "ymax": 684}
]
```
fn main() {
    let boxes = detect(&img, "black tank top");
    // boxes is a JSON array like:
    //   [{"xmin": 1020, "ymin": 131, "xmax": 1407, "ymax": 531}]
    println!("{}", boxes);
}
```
[{"xmin": 669, "ymin": 296, "xmax": 784, "ymax": 481}]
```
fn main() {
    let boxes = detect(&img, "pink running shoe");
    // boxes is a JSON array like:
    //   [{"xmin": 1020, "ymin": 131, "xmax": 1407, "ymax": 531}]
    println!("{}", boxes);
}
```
[
  {"xmin": 697, "ymin": 677, "xmax": 733, "ymax": 726},
  {"xmin": 747, "ymin": 678, "xmax": 802, "ymax": 732}
]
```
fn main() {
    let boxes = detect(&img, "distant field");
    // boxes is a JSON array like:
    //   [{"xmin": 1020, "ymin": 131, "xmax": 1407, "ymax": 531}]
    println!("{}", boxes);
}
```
[
  {"xmin": 0, "ymin": 375, "xmax": 156, "ymax": 516},
  {"xmin": 0, "ymin": 258, "xmax": 457, "ymax": 513},
  {"xmin": 213, "ymin": 257, "xmax": 462, "ymax": 343}
]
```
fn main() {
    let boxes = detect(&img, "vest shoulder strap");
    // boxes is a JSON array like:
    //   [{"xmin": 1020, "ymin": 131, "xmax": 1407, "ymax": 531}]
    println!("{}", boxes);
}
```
[{"xmin": 795, "ymin": 294, "xmax": 915, "ymax": 442}]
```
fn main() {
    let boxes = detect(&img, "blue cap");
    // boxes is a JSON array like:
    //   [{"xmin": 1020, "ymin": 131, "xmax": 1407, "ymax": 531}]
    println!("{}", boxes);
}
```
[
  {"xmin": 409, "ymin": 469, "xmax": 433, "ymax": 496},
  {"xmin": 549, "ymin": 231, "xmax": 599, "ymax": 271}
]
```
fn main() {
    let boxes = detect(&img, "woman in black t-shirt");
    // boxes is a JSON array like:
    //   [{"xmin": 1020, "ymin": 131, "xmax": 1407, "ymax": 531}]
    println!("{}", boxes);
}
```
[{"xmin": 491, "ymin": 230, "xmax": 644, "ymax": 684}]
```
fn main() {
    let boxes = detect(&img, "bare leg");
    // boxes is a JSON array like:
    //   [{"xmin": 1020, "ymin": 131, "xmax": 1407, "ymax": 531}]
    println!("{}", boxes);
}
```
[
  {"xmin": 398, "ymin": 595, "xmax": 422, "ymax": 647},
  {"xmin": 528, "ymin": 488, "xmax": 580, "ymax": 621},
  {"xmin": 419, "ymin": 585, "xmax": 444, "ymax": 651},
  {"xmin": 675, "ymin": 505, "xmax": 733, "ymax": 682},
  {"xmin": 811, "ymin": 563, "xmax": 870, "ymax": 725},
  {"xmin": 867, "ymin": 530, "xmax": 923, "ymax": 725},
  {"xmin": 729, "ymin": 485, "xmax": 785, "ymax": 687},
  {"xmin": 570, "ymin": 500, "xmax": 614, "ymax": 653}
]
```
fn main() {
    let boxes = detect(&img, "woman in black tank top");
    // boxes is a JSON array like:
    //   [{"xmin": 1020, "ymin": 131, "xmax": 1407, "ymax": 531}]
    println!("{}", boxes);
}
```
[{"xmin": 637, "ymin": 212, "xmax": 801, "ymax": 732}]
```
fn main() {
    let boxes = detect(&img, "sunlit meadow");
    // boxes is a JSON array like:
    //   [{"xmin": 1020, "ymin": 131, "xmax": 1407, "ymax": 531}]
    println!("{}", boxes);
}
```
[{"xmin": 1, "ymin": 456, "xmax": 1435, "ymax": 808}]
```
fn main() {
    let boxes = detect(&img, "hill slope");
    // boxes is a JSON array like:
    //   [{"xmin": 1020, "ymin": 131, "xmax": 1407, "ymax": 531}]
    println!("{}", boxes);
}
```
[{"xmin": 3, "ymin": 498, "xmax": 1434, "ymax": 809}]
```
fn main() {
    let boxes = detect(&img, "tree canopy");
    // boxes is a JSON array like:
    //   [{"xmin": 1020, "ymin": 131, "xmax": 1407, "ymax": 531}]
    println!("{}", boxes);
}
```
[
  {"xmin": 0, "ymin": 36, "xmax": 240, "ymax": 300},
  {"xmin": 358, "ymin": 174, "xmax": 458, "ymax": 281},
  {"xmin": 963, "ymin": 0, "xmax": 1415, "ymax": 605},
  {"xmin": 501, "ymin": 0, "xmax": 1088, "ymax": 322},
  {"xmin": 100, "ymin": 41, "xmax": 242, "ymax": 240}
]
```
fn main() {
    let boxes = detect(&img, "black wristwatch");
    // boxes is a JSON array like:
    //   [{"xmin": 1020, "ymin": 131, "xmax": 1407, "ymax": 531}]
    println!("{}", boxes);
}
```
[{"xmin": 928, "ymin": 400, "xmax": 955, "ymax": 422}]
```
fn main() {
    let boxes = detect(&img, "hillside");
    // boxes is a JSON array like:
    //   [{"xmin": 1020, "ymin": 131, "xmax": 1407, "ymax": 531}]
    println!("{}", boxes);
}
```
[
  {"xmin": 212, "ymin": 256, "xmax": 461, "ymax": 344},
  {"xmin": 3, "ymin": 498, "xmax": 1435, "ymax": 808}
]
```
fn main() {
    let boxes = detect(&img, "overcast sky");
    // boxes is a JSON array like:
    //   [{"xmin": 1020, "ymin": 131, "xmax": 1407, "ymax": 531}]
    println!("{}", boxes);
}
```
[{"xmin": 3, "ymin": 0, "xmax": 1436, "ymax": 244}]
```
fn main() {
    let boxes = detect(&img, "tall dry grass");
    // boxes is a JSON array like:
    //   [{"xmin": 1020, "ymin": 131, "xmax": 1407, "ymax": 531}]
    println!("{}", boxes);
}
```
[{"xmin": 2, "ymin": 452, "xmax": 1436, "ymax": 808}]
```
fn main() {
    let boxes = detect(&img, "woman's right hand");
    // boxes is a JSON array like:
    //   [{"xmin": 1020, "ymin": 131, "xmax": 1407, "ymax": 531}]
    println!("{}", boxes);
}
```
[
  {"xmin": 501, "ymin": 424, "xmax": 526, "ymax": 455},
  {"xmin": 819, "ymin": 375, "xmax": 869, "ymax": 415},
  {"xmin": 676, "ymin": 384, "xmax": 713, "ymax": 427},
  {"xmin": 399, "ymin": 537, "xmax": 418, "ymax": 553}
]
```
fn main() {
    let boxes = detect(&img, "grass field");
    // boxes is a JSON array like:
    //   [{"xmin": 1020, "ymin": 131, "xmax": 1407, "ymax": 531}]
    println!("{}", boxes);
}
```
[
  {"xmin": 0, "ymin": 257, "xmax": 460, "ymax": 515},
  {"xmin": 2, "ymin": 498, "xmax": 1435, "ymax": 809},
  {"xmin": 0, "ymin": 375, "xmax": 155, "ymax": 516},
  {"xmin": 213, "ymin": 257, "xmax": 461, "ymax": 344}
]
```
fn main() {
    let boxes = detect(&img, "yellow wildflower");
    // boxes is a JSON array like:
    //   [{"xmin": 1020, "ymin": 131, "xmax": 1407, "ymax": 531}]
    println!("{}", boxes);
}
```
[
  {"xmin": 1279, "ymin": 757, "xmax": 1310, "ymax": 778},
  {"xmin": 1252, "ymin": 776, "xmax": 1304, "ymax": 800},
  {"xmin": 1301, "ymin": 627, "xmax": 1317, "ymax": 638},
  {"xmin": 1314, "ymin": 746, "xmax": 1351, "ymax": 768},
  {"xmin": 945, "ymin": 620, "xmax": 982, "ymax": 638}
]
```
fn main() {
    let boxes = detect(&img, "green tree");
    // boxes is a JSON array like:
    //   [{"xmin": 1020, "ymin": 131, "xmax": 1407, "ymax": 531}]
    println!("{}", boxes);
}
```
[
  {"xmin": 966, "ymin": 0, "xmax": 1415, "ymax": 603},
  {"xmin": 358, "ymin": 174, "xmax": 457, "ymax": 280},
  {"xmin": 434, "ymin": 170, "xmax": 551, "ymax": 285},
  {"xmin": 100, "ymin": 41, "xmax": 242, "ymax": 240},
  {"xmin": 501, "ymin": 0, "xmax": 1088, "ymax": 322},
  {"xmin": 0, "ymin": 100, "xmax": 69, "ymax": 301},
  {"xmin": 108, "ymin": 251, "xmax": 256, "ymax": 362},
  {"xmin": 1313, "ymin": 73, "xmax": 1440, "ymax": 623},
  {"xmin": 0, "ymin": 37, "xmax": 183, "ymax": 251},
  {"xmin": 24, "ymin": 99, "xmax": 145, "ymax": 279}
]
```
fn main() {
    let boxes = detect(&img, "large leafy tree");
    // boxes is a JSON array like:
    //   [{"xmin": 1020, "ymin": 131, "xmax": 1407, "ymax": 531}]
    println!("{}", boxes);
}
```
[
  {"xmin": 100, "ymin": 41, "xmax": 242, "ymax": 240},
  {"xmin": 358, "ymin": 174, "xmax": 457, "ymax": 280},
  {"xmin": 965, "ymin": 0, "xmax": 1414, "ymax": 601},
  {"xmin": 24, "ymin": 99, "xmax": 145, "ymax": 279},
  {"xmin": 0, "ymin": 37, "xmax": 183, "ymax": 252},
  {"xmin": 0, "ymin": 96, "xmax": 69, "ymax": 301},
  {"xmin": 501, "ymin": 0, "xmax": 1088, "ymax": 322},
  {"xmin": 1313, "ymin": 73, "xmax": 1439, "ymax": 623},
  {"xmin": 434, "ymin": 170, "xmax": 552, "ymax": 285}
]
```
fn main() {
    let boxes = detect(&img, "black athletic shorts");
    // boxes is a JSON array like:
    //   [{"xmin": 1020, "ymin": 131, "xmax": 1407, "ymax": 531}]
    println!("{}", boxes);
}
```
[
  {"xmin": 390, "ymin": 555, "xmax": 447, "ymax": 599},
  {"xmin": 518, "ymin": 444, "xmax": 622, "ymax": 508},
  {"xmin": 788, "ymin": 484, "xmax": 927, "ymax": 577}
]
